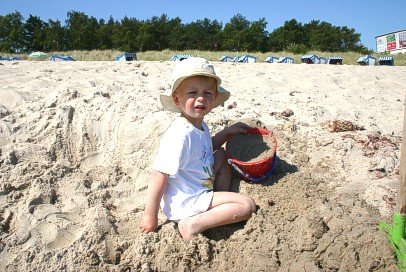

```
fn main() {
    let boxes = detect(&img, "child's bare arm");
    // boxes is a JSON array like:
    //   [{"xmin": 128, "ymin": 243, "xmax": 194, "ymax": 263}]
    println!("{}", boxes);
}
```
[
  {"xmin": 212, "ymin": 122, "xmax": 249, "ymax": 151},
  {"xmin": 140, "ymin": 170, "xmax": 169, "ymax": 233}
]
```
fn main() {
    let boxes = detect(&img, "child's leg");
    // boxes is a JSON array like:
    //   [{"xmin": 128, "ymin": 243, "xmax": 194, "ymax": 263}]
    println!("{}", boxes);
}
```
[
  {"xmin": 178, "ymin": 191, "xmax": 256, "ymax": 240},
  {"xmin": 213, "ymin": 148, "xmax": 232, "ymax": 191}
]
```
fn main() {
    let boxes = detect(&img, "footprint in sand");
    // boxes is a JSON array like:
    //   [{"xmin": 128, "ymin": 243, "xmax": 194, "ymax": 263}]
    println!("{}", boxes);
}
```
[
  {"xmin": 33, "ymin": 210, "xmax": 84, "ymax": 251},
  {"xmin": 38, "ymin": 222, "xmax": 82, "ymax": 251}
]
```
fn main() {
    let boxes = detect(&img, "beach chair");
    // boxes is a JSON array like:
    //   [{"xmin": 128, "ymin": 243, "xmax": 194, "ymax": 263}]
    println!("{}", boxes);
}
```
[
  {"xmin": 232, "ymin": 55, "xmax": 256, "ymax": 63},
  {"xmin": 277, "ymin": 56, "xmax": 294, "ymax": 64},
  {"xmin": 219, "ymin": 56, "xmax": 233, "ymax": 62},
  {"xmin": 240, "ymin": 55, "xmax": 256, "ymax": 63},
  {"xmin": 170, "ymin": 54, "xmax": 192, "ymax": 61},
  {"xmin": 301, "ymin": 55, "xmax": 326, "ymax": 64},
  {"xmin": 49, "ymin": 55, "xmax": 75, "ymax": 61},
  {"xmin": 114, "ymin": 52, "xmax": 137, "ymax": 61},
  {"xmin": 232, "ymin": 56, "xmax": 243, "ymax": 62},
  {"xmin": 327, "ymin": 56, "xmax": 343, "ymax": 65},
  {"xmin": 264, "ymin": 56, "xmax": 279, "ymax": 63},
  {"xmin": 356, "ymin": 55, "xmax": 376, "ymax": 66},
  {"xmin": 301, "ymin": 55, "xmax": 316, "ymax": 64},
  {"xmin": 378, "ymin": 56, "xmax": 394, "ymax": 66},
  {"xmin": 0, "ymin": 56, "xmax": 21, "ymax": 61},
  {"xmin": 318, "ymin": 57, "xmax": 327, "ymax": 64}
]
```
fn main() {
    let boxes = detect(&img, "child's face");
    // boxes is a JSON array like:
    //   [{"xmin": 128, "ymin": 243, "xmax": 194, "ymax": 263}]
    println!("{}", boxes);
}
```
[{"xmin": 172, "ymin": 76, "xmax": 218, "ymax": 122}]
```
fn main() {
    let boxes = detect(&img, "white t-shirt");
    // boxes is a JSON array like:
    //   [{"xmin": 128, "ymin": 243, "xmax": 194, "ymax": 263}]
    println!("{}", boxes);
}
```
[{"xmin": 153, "ymin": 117, "xmax": 215, "ymax": 221}]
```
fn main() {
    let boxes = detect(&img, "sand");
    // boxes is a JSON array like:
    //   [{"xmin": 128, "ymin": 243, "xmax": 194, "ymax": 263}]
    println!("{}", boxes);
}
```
[
  {"xmin": 0, "ymin": 60, "xmax": 405, "ymax": 271},
  {"xmin": 227, "ymin": 132, "xmax": 276, "ymax": 162}
]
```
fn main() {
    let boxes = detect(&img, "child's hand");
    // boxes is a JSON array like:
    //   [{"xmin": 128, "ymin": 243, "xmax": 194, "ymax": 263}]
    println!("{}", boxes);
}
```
[
  {"xmin": 226, "ymin": 122, "xmax": 250, "ymax": 136},
  {"xmin": 212, "ymin": 122, "xmax": 251, "ymax": 151},
  {"xmin": 140, "ymin": 214, "xmax": 158, "ymax": 233}
]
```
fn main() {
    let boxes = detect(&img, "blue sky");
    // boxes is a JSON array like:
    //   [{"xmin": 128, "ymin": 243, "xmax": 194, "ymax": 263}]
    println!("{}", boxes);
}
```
[{"xmin": 2, "ymin": 0, "xmax": 405, "ymax": 51}]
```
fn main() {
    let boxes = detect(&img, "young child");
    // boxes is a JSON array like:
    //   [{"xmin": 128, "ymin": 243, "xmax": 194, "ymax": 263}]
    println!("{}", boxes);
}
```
[{"xmin": 140, "ymin": 57, "xmax": 256, "ymax": 240}]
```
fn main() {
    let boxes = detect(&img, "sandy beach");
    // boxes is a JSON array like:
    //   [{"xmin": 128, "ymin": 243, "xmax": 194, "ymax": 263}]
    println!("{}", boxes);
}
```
[{"xmin": 0, "ymin": 60, "xmax": 405, "ymax": 271}]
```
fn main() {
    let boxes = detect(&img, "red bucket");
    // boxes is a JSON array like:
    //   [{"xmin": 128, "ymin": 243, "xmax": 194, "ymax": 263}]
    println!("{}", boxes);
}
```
[{"xmin": 225, "ymin": 128, "xmax": 277, "ymax": 182}]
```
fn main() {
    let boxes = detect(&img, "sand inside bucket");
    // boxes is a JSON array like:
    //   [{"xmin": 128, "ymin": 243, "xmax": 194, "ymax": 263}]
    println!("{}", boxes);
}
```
[{"xmin": 227, "ymin": 133, "xmax": 275, "ymax": 162}]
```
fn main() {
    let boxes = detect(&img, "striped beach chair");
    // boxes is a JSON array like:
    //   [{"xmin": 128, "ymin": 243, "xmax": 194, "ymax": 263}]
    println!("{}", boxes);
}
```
[
  {"xmin": 49, "ymin": 55, "xmax": 75, "ymax": 61},
  {"xmin": 277, "ymin": 56, "xmax": 294, "ymax": 64},
  {"xmin": 219, "ymin": 56, "xmax": 233, "ymax": 62},
  {"xmin": 301, "ymin": 55, "xmax": 326, "ymax": 64},
  {"xmin": 318, "ymin": 57, "xmax": 327, "ymax": 64},
  {"xmin": 327, "ymin": 56, "xmax": 343, "ymax": 65},
  {"xmin": 301, "ymin": 55, "xmax": 316, "ymax": 64},
  {"xmin": 114, "ymin": 52, "xmax": 137, "ymax": 61},
  {"xmin": 170, "ymin": 54, "xmax": 192, "ymax": 61},
  {"xmin": 232, "ymin": 56, "xmax": 243, "ymax": 62},
  {"xmin": 232, "ymin": 55, "xmax": 256, "ymax": 63},
  {"xmin": 378, "ymin": 56, "xmax": 394, "ymax": 66},
  {"xmin": 0, "ymin": 56, "xmax": 21, "ymax": 61},
  {"xmin": 264, "ymin": 56, "xmax": 279, "ymax": 63},
  {"xmin": 356, "ymin": 55, "xmax": 376, "ymax": 66},
  {"xmin": 241, "ymin": 55, "xmax": 256, "ymax": 63}
]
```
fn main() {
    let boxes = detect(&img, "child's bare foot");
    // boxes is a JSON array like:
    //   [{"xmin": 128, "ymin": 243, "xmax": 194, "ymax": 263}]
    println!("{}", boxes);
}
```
[{"xmin": 178, "ymin": 217, "xmax": 198, "ymax": 240}]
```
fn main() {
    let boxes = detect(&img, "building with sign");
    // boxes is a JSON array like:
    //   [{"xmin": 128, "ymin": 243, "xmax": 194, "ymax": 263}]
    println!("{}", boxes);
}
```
[{"xmin": 375, "ymin": 30, "xmax": 406, "ymax": 54}]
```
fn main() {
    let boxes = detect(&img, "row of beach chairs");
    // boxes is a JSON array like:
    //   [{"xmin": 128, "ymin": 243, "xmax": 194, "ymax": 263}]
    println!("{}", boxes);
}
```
[
  {"xmin": 52, "ymin": 53, "xmax": 396, "ymax": 66},
  {"xmin": 0, "ymin": 53, "xmax": 396, "ymax": 66},
  {"xmin": 1, "ymin": 52, "xmax": 137, "ymax": 62},
  {"xmin": 218, "ymin": 55, "xmax": 295, "ymax": 64},
  {"xmin": 215, "ymin": 54, "xmax": 394, "ymax": 66},
  {"xmin": 356, "ymin": 55, "xmax": 395, "ymax": 66},
  {"xmin": 0, "ymin": 55, "xmax": 76, "ymax": 61},
  {"xmin": 48, "ymin": 53, "xmax": 396, "ymax": 66},
  {"xmin": 0, "ymin": 56, "xmax": 21, "ymax": 61}
]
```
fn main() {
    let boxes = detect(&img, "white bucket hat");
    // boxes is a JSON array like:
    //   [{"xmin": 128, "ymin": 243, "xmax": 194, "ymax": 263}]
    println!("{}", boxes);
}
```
[{"xmin": 160, "ymin": 57, "xmax": 230, "ymax": 113}]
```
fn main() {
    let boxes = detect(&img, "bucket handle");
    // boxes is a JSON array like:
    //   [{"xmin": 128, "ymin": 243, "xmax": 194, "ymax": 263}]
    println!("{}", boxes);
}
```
[{"xmin": 227, "ymin": 153, "xmax": 277, "ymax": 182}]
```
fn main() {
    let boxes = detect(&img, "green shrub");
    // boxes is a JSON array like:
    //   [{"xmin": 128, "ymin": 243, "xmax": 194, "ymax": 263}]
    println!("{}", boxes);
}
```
[{"xmin": 286, "ymin": 44, "xmax": 309, "ymax": 54}]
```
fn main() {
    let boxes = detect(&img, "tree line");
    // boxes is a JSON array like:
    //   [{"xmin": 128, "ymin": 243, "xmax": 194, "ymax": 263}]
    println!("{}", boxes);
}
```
[{"xmin": 0, "ymin": 11, "xmax": 370, "ymax": 54}]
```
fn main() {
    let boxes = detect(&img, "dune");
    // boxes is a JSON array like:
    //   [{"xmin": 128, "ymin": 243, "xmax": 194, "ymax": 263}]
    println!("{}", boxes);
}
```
[{"xmin": 0, "ymin": 60, "xmax": 404, "ymax": 271}]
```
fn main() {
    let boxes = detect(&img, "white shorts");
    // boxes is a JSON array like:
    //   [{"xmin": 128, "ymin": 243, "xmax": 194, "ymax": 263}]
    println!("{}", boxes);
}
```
[{"xmin": 169, "ymin": 190, "xmax": 214, "ymax": 222}]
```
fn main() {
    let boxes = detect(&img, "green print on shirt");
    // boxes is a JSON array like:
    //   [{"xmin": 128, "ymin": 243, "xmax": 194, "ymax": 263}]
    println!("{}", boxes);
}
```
[{"xmin": 202, "ymin": 166, "xmax": 214, "ymax": 190}]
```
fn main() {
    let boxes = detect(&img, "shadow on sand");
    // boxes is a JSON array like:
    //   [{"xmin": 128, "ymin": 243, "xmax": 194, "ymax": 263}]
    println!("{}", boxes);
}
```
[{"xmin": 205, "ymin": 157, "xmax": 298, "ymax": 241}]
